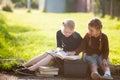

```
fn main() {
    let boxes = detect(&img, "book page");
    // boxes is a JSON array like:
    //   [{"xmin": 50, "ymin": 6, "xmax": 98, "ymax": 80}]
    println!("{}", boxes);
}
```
[
  {"xmin": 54, "ymin": 51, "xmax": 80, "ymax": 60},
  {"xmin": 54, "ymin": 51, "xmax": 68, "ymax": 59},
  {"xmin": 64, "ymin": 56, "xmax": 80, "ymax": 60}
]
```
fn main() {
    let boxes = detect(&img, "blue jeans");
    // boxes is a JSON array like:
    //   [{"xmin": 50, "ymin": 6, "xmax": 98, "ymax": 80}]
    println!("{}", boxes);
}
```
[{"xmin": 85, "ymin": 54, "xmax": 110, "ymax": 66}]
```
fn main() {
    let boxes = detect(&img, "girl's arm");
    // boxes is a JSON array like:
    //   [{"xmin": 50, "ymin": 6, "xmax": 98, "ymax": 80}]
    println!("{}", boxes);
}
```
[
  {"xmin": 74, "ymin": 33, "xmax": 88, "ymax": 54},
  {"xmin": 102, "ymin": 34, "xmax": 109, "ymax": 60},
  {"xmin": 56, "ymin": 47, "xmax": 62, "ymax": 52},
  {"xmin": 56, "ymin": 31, "xmax": 63, "ymax": 52}
]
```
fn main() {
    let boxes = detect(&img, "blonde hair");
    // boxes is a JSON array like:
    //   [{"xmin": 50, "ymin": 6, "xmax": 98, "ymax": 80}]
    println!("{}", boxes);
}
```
[{"xmin": 62, "ymin": 19, "xmax": 75, "ymax": 29}]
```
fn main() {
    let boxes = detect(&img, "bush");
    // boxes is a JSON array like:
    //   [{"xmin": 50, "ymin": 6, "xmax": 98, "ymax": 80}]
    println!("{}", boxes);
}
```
[
  {"xmin": 0, "ymin": 13, "xmax": 22, "ymax": 71},
  {"xmin": 2, "ymin": 5, "xmax": 13, "ymax": 12}
]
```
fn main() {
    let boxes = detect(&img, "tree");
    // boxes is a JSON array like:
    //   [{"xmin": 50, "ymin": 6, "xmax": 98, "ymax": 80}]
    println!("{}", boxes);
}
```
[{"xmin": 27, "ymin": 0, "xmax": 31, "ymax": 12}]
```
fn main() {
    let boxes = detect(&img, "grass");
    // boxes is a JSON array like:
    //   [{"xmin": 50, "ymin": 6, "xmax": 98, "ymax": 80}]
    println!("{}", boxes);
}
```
[{"xmin": 0, "ymin": 9, "xmax": 120, "ymax": 70}]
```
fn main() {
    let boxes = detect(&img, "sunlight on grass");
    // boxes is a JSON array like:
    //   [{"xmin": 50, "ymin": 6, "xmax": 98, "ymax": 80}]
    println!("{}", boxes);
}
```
[{"xmin": 0, "ymin": 9, "xmax": 120, "ymax": 65}]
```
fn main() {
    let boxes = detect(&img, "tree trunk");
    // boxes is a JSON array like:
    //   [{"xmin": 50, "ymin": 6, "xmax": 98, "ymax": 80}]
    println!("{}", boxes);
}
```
[
  {"xmin": 110, "ymin": 0, "xmax": 114, "ymax": 19},
  {"xmin": 101, "ymin": 0, "xmax": 105, "ymax": 18},
  {"xmin": 27, "ymin": 0, "xmax": 31, "ymax": 12}
]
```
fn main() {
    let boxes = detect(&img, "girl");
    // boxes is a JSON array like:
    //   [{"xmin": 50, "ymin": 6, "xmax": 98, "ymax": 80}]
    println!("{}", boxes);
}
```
[
  {"xmin": 70, "ymin": 18, "xmax": 113, "ymax": 80},
  {"xmin": 16, "ymin": 19, "xmax": 82, "ymax": 76}
]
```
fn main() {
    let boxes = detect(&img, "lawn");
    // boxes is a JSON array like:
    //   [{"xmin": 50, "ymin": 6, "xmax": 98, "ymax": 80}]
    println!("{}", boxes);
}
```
[{"xmin": 0, "ymin": 9, "xmax": 120, "ymax": 70}]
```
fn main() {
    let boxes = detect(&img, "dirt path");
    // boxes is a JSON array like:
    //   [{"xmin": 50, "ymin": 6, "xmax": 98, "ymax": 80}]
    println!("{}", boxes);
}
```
[
  {"xmin": 0, "ymin": 65, "xmax": 120, "ymax": 80},
  {"xmin": 0, "ymin": 73, "xmax": 120, "ymax": 80}
]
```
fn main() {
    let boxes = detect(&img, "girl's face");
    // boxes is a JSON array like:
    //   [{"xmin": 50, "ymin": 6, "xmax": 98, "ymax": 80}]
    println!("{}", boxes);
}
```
[
  {"xmin": 61, "ymin": 26, "xmax": 74, "ymax": 37},
  {"xmin": 88, "ymin": 26, "xmax": 101, "ymax": 37}
]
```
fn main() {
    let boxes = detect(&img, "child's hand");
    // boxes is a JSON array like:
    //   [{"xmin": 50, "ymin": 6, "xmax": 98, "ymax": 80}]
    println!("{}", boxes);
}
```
[
  {"xmin": 101, "ymin": 59, "xmax": 108, "ymax": 67},
  {"xmin": 56, "ymin": 47, "xmax": 62, "ymax": 52},
  {"xmin": 68, "ymin": 51, "xmax": 76, "ymax": 56}
]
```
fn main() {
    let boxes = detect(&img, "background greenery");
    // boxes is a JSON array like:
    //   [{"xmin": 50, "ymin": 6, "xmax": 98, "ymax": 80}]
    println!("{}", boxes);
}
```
[{"xmin": 0, "ymin": 10, "xmax": 120, "ymax": 70}]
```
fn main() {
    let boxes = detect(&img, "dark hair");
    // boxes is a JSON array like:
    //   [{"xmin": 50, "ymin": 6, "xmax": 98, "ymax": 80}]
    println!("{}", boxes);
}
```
[
  {"xmin": 88, "ymin": 18, "xmax": 102, "ymax": 29},
  {"xmin": 88, "ymin": 18, "xmax": 102, "ymax": 50}
]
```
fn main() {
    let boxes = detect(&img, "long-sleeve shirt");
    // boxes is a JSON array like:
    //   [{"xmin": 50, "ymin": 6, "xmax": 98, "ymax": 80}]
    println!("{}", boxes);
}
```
[
  {"xmin": 56, "ymin": 30, "xmax": 82, "ymax": 52},
  {"xmin": 75, "ymin": 33, "xmax": 109, "ymax": 60}
]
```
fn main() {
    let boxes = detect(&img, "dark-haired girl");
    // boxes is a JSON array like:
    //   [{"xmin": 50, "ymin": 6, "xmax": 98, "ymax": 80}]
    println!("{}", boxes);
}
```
[{"xmin": 69, "ymin": 18, "xmax": 113, "ymax": 80}]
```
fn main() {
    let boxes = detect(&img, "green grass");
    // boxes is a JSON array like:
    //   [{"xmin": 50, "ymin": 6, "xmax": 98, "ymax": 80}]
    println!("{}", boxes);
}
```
[{"xmin": 0, "ymin": 9, "xmax": 120, "ymax": 70}]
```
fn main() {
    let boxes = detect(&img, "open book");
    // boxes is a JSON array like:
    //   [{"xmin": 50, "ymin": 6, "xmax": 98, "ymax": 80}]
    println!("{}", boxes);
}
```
[{"xmin": 54, "ymin": 51, "xmax": 80, "ymax": 60}]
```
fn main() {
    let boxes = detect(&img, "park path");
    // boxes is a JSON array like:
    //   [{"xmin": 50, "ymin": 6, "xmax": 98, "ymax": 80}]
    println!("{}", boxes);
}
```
[{"xmin": 0, "ymin": 73, "xmax": 120, "ymax": 80}]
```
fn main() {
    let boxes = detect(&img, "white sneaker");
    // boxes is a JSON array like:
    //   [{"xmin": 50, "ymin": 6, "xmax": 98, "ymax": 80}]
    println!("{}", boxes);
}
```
[
  {"xmin": 91, "ymin": 72, "xmax": 102, "ymax": 80},
  {"xmin": 102, "ymin": 74, "xmax": 113, "ymax": 80}
]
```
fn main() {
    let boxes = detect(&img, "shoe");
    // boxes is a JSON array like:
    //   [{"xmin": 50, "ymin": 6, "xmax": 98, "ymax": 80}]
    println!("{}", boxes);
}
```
[
  {"xmin": 91, "ymin": 72, "xmax": 102, "ymax": 80},
  {"xmin": 15, "ymin": 65, "xmax": 26, "ymax": 69},
  {"xmin": 15, "ymin": 68, "xmax": 35, "ymax": 76},
  {"xmin": 102, "ymin": 74, "xmax": 113, "ymax": 80},
  {"xmin": 13, "ymin": 65, "xmax": 26, "ymax": 71}
]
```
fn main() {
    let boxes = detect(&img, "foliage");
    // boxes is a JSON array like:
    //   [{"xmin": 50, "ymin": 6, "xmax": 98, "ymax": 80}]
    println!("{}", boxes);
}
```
[
  {"xmin": 11, "ymin": 0, "xmax": 38, "ymax": 9},
  {"xmin": 0, "ymin": 10, "xmax": 120, "ymax": 71},
  {"xmin": 2, "ymin": 4, "xmax": 13, "ymax": 12}
]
